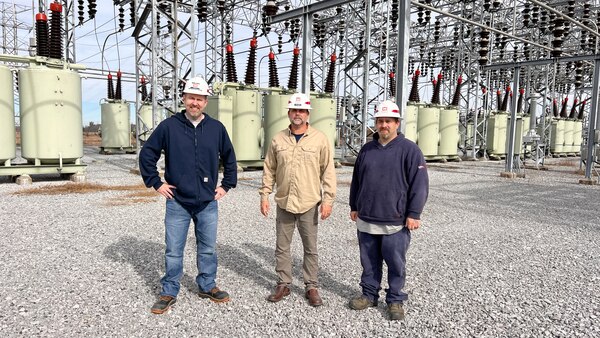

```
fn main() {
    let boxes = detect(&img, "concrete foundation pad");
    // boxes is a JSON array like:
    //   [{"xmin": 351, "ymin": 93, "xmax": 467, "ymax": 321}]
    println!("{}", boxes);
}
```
[
  {"xmin": 70, "ymin": 172, "xmax": 86, "ymax": 183},
  {"xmin": 578, "ymin": 178, "xmax": 598, "ymax": 185},
  {"xmin": 500, "ymin": 171, "xmax": 517, "ymax": 179},
  {"xmin": 16, "ymin": 174, "xmax": 32, "ymax": 185}
]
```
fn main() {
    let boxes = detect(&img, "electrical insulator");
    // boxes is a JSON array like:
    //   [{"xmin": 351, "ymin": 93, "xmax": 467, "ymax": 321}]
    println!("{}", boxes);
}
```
[
  {"xmin": 567, "ymin": 0, "xmax": 575, "ymax": 18},
  {"xmin": 287, "ymin": 46, "xmax": 300, "ymax": 90},
  {"xmin": 225, "ymin": 44, "xmax": 238, "ymax": 83},
  {"xmin": 492, "ymin": 0, "xmax": 501, "ymax": 11},
  {"xmin": 522, "ymin": 3, "xmax": 530, "ymax": 28},
  {"xmin": 277, "ymin": 34, "xmax": 283, "ymax": 54},
  {"xmin": 531, "ymin": 5, "xmax": 539, "ymax": 24},
  {"xmin": 140, "ymin": 76, "xmax": 148, "ymax": 101},
  {"xmin": 391, "ymin": 0, "xmax": 399, "ymax": 25},
  {"xmin": 107, "ymin": 73, "xmax": 114, "ymax": 100},
  {"xmin": 130, "ymin": 1, "xmax": 136, "ymax": 27},
  {"xmin": 417, "ymin": 7, "xmax": 424, "ymax": 26},
  {"xmin": 263, "ymin": 1, "xmax": 277, "ymax": 16},
  {"xmin": 49, "ymin": 1, "xmax": 63, "ymax": 60},
  {"xmin": 478, "ymin": 29, "xmax": 490, "ymax": 66},
  {"xmin": 217, "ymin": 0, "xmax": 225, "ymax": 14},
  {"xmin": 197, "ymin": 0, "xmax": 208, "ymax": 22},
  {"xmin": 434, "ymin": 19, "xmax": 440, "ymax": 42},
  {"xmin": 338, "ymin": 20, "xmax": 345, "ymax": 42},
  {"xmin": 578, "ymin": 100, "xmax": 586, "ymax": 120},
  {"xmin": 431, "ymin": 73, "xmax": 442, "ymax": 105},
  {"xmin": 78, "ymin": 0, "xmax": 85, "ymax": 25},
  {"xmin": 523, "ymin": 43, "xmax": 530, "ymax": 60},
  {"xmin": 539, "ymin": 10, "xmax": 548, "ymax": 34},
  {"xmin": 115, "ymin": 71, "xmax": 122, "ymax": 100},
  {"xmin": 244, "ymin": 37, "xmax": 257, "ymax": 86},
  {"xmin": 551, "ymin": 18, "xmax": 565, "ymax": 57},
  {"xmin": 88, "ymin": 0, "xmax": 97, "ymax": 20},
  {"xmin": 324, "ymin": 53, "xmax": 336, "ymax": 94},
  {"xmin": 483, "ymin": 0, "xmax": 491, "ymax": 12},
  {"xmin": 453, "ymin": 25, "xmax": 459, "ymax": 46},
  {"xmin": 582, "ymin": 3, "xmax": 591, "ymax": 25},
  {"xmin": 581, "ymin": 31, "xmax": 588, "ymax": 51},
  {"xmin": 389, "ymin": 71, "xmax": 396, "ymax": 99},
  {"xmin": 156, "ymin": 10, "xmax": 161, "ymax": 34},
  {"xmin": 559, "ymin": 97, "xmax": 568, "ymax": 118},
  {"xmin": 35, "ymin": 13, "xmax": 50, "ymax": 57},
  {"xmin": 268, "ymin": 50, "xmax": 279, "ymax": 88},
  {"xmin": 574, "ymin": 61, "xmax": 584, "ymax": 88},
  {"xmin": 408, "ymin": 69, "xmax": 421, "ymax": 102},
  {"xmin": 118, "ymin": 5, "xmax": 125, "ymax": 31},
  {"xmin": 569, "ymin": 99, "xmax": 578, "ymax": 119}
]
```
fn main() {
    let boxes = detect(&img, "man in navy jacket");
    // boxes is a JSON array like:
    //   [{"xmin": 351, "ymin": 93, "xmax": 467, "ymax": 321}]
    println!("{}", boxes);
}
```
[
  {"xmin": 348, "ymin": 100, "xmax": 429, "ymax": 321},
  {"xmin": 139, "ymin": 76, "xmax": 237, "ymax": 314}
]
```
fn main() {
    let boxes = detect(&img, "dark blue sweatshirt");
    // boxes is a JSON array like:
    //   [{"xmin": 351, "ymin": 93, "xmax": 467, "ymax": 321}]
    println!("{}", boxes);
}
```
[
  {"xmin": 139, "ymin": 112, "xmax": 237, "ymax": 214},
  {"xmin": 349, "ymin": 132, "xmax": 429, "ymax": 226}
]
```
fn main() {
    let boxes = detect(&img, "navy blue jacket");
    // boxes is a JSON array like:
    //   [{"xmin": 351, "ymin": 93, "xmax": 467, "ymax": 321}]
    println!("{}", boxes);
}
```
[
  {"xmin": 349, "ymin": 132, "xmax": 429, "ymax": 225},
  {"xmin": 139, "ymin": 112, "xmax": 237, "ymax": 214}
]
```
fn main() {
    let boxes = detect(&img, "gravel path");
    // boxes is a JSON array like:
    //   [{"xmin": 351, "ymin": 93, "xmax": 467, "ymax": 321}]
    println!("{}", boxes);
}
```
[{"xmin": 1, "ymin": 148, "xmax": 598, "ymax": 337}]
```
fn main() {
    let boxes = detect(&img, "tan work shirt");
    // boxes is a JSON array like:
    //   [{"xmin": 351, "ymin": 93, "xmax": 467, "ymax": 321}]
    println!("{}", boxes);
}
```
[{"xmin": 260, "ymin": 124, "xmax": 336, "ymax": 214}]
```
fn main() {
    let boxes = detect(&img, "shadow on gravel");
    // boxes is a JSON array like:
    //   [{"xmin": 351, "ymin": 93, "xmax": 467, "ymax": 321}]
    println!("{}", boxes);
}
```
[
  {"xmin": 103, "ymin": 236, "xmax": 197, "ymax": 295},
  {"xmin": 218, "ymin": 242, "xmax": 357, "ymax": 299},
  {"xmin": 218, "ymin": 243, "xmax": 276, "ymax": 290}
]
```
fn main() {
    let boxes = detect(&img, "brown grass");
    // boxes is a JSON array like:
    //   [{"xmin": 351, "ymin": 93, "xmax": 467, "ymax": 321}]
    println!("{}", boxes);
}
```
[{"xmin": 13, "ymin": 182, "xmax": 158, "ymax": 205}]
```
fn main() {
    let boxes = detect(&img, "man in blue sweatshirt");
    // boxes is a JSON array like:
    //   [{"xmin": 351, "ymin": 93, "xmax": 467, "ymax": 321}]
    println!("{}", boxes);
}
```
[
  {"xmin": 139, "ymin": 76, "xmax": 237, "ymax": 314},
  {"xmin": 348, "ymin": 100, "xmax": 429, "ymax": 321}
]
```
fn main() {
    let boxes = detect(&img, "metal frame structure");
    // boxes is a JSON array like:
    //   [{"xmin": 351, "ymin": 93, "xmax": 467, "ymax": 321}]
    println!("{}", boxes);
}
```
[{"xmin": 3, "ymin": 0, "xmax": 600, "ymax": 182}]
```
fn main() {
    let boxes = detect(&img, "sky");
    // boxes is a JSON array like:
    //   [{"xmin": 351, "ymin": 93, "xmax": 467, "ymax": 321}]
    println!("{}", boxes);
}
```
[{"xmin": 72, "ymin": 3, "xmax": 138, "ymax": 125}]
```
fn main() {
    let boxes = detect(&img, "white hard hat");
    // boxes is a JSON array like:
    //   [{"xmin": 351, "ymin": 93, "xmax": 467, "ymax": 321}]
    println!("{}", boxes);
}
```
[
  {"xmin": 183, "ymin": 76, "xmax": 211, "ymax": 96},
  {"xmin": 287, "ymin": 93, "xmax": 312, "ymax": 110},
  {"xmin": 374, "ymin": 100, "xmax": 402, "ymax": 119}
]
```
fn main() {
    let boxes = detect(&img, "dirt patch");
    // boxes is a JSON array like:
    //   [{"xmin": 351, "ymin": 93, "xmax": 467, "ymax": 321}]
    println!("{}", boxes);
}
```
[{"xmin": 13, "ymin": 182, "xmax": 158, "ymax": 205}]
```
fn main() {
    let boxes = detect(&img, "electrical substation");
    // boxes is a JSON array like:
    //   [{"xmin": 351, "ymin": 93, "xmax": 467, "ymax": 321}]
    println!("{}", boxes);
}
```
[{"xmin": 1, "ymin": 0, "xmax": 600, "ymax": 182}]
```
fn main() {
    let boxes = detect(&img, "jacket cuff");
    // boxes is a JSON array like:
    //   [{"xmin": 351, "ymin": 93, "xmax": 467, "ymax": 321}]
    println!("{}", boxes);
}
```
[
  {"xmin": 152, "ymin": 181, "xmax": 163, "ymax": 191},
  {"xmin": 406, "ymin": 211, "xmax": 421, "ymax": 220},
  {"xmin": 221, "ymin": 185, "xmax": 231, "ymax": 192}
]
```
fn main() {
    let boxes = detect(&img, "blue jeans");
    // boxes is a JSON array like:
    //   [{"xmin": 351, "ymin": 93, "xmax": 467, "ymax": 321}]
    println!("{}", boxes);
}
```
[
  {"xmin": 160, "ymin": 199, "xmax": 218, "ymax": 297},
  {"xmin": 357, "ymin": 227, "xmax": 411, "ymax": 304}
]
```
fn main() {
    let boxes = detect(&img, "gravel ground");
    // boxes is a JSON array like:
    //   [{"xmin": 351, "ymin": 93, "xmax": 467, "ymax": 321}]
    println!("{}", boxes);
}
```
[{"xmin": 1, "ymin": 147, "xmax": 599, "ymax": 337}]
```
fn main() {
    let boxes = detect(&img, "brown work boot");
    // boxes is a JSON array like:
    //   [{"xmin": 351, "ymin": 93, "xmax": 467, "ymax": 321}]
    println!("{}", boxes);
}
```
[
  {"xmin": 151, "ymin": 295, "xmax": 176, "ymax": 314},
  {"xmin": 198, "ymin": 287, "xmax": 230, "ymax": 303},
  {"xmin": 267, "ymin": 284, "xmax": 290, "ymax": 302},
  {"xmin": 349, "ymin": 295, "xmax": 378, "ymax": 310},
  {"xmin": 388, "ymin": 303, "xmax": 405, "ymax": 321},
  {"xmin": 305, "ymin": 289, "xmax": 323, "ymax": 307}
]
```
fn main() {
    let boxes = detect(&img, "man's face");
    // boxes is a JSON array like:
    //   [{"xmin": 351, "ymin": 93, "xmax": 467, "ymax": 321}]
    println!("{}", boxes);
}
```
[
  {"xmin": 376, "ymin": 117, "xmax": 400, "ymax": 142},
  {"xmin": 288, "ymin": 108, "xmax": 309, "ymax": 126},
  {"xmin": 183, "ymin": 93, "xmax": 208, "ymax": 118}
]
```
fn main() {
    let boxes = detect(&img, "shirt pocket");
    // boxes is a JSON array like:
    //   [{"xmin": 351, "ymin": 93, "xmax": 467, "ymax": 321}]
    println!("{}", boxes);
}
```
[
  {"xmin": 275, "ymin": 144, "xmax": 291, "ymax": 163},
  {"xmin": 301, "ymin": 145, "xmax": 319, "ymax": 165}
]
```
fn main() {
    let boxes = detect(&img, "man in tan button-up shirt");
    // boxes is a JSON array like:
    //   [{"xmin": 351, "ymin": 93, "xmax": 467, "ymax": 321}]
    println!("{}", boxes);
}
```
[{"xmin": 259, "ymin": 92, "xmax": 336, "ymax": 307}]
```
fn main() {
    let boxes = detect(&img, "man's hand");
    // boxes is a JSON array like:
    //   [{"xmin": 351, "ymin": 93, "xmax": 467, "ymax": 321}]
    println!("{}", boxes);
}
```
[
  {"xmin": 214, "ymin": 186, "xmax": 227, "ymax": 200},
  {"xmin": 260, "ymin": 200, "xmax": 270, "ymax": 217},
  {"xmin": 406, "ymin": 217, "xmax": 421, "ymax": 230},
  {"xmin": 350, "ymin": 211, "xmax": 358, "ymax": 222},
  {"xmin": 320, "ymin": 204, "xmax": 332, "ymax": 220},
  {"xmin": 157, "ymin": 183, "xmax": 176, "ymax": 199}
]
